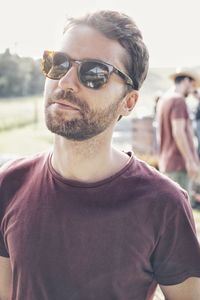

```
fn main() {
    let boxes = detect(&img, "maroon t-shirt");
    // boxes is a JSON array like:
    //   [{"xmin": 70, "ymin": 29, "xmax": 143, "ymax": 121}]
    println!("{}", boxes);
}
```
[
  {"xmin": 0, "ymin": 152, "xmax": 200, "ymax": 300},
  {"xmin": 157, "ymin": 92, "xmax": 197, "ymax": 172}
]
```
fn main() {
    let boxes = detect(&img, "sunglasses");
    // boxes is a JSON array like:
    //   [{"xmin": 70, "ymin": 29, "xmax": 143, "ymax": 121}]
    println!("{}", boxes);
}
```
[{"xmin": 42, "ymin": 50, "xmax": 134, "ymax": 90}]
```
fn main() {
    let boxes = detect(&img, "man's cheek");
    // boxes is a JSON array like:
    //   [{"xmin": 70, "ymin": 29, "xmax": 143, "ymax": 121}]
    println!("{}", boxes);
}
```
[{"xmin": 44, "ymin": 79, "xmax": 58, "ymax": 98}]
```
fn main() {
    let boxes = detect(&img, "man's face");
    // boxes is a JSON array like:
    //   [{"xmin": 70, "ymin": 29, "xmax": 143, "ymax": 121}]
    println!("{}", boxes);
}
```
[
  {"xmin": 44, "ymin": 25, "xmax": 130, "ymax": 141},
  {"xmin": 184, "ymin": 78, "xmax": 195, "ymax": 97}
]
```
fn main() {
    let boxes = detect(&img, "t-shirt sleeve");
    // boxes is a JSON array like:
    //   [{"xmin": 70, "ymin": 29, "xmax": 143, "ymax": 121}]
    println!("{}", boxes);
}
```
[
  {"xmin": 171, "ymin": 97, "xmax": 188, "ymax": 120},
  {"xmin": 0, "ymin": 161, "xmax": 13, "ymax": 258},
  {"xmin": 152, "ymin": 192, "xmax": 200, "ymax": 285}
]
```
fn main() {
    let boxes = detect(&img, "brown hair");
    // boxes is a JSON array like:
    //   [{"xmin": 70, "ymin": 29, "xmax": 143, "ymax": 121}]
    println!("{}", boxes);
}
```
[{"xmin": 63, "ymin": 10, "xmax": 149, "ymax": 90}]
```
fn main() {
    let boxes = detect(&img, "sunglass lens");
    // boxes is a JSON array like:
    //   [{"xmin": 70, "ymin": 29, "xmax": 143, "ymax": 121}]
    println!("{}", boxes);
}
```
[
  {"xmin": 43, "ymin": 52, "xmax": 70, "ymax": 80},
  {"xmin": 80, "ymin": 62, "xmax": 109, "ymax": 89}
]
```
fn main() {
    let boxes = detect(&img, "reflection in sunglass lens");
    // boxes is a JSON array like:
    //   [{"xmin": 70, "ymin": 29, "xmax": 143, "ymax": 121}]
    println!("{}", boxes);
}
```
[
  {"xmin": 43, "ymin": 53, "xmax": 53, "ymax": 76},
  {"xmin": 44, "ymin": 52, "xmax": 70, "ymax": 80},
  {"xmin": 80, "ymin": 62, "xmax": 109, "ymax": 89}
]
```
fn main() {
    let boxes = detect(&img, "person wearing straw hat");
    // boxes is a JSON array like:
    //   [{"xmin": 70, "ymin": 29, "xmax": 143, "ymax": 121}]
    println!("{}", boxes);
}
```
[
  {"xmin": 193, "ymin": 89, "xmax": 200, "ymax": 158},
  {"xmin": 157, "ymin": 67, "xmax": 200, "ymax": 196},
  {"xmin": 190, "ymin": 89, "xmax": 200, "ymax": 209}
]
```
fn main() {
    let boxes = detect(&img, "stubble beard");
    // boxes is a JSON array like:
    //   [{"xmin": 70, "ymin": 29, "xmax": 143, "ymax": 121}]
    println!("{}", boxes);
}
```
[{"xmin": 45, "ymin": 90, "xmax": 123, "ymax": 141}]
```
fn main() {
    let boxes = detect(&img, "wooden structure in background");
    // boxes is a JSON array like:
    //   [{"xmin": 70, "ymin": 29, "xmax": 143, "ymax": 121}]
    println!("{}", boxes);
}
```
[
  {"xmin": 131, "ymin": 116, "xmax": 158, "ymax": 167},
  {"xmin": 132, "ymin": 116, "xmax": 155, "ymax": 155}
]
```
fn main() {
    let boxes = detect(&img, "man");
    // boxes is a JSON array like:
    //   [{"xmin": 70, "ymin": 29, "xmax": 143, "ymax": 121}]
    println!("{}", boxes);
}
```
[
  {"xmin": 193, "ymin": 89, "xmax": 200, "ymax": 158},
  {"xmin": 190, "ymin": 89, "xmax": 200, "ymax": 209},
  {"xmin": 0, "ymin": 11, "xmax": 200, "ymax": 300},
  {"xmin": 157, "ymin": 68, "xmax": 200, "ymax": 194}
]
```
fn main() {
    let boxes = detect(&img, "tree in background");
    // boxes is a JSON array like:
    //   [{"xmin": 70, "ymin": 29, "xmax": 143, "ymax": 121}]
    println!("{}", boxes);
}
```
[{"xmin": 0, "ymin": 49, "xmax": 45, "ymax": 98}]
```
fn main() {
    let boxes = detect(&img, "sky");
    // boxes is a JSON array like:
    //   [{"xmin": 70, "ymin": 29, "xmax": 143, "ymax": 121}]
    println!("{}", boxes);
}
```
[{"xmin": 1, "ymin": 0, "xmax": 200, "ymax": 68}]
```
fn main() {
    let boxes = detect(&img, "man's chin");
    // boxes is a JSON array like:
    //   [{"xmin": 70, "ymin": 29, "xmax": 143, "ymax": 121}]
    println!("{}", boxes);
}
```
[
  {"xmin": 45, "ymin": 119, "xmax": 105, "ymax": 141},
  {"xmin": 46, "ymin": 128, "xmax": 97, "ymax": 141}
]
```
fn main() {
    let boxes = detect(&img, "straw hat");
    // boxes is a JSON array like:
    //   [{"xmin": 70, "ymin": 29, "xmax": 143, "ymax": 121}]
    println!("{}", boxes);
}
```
[{"xmin": 169, "ymin": 67, "xmax": 200, "ymax": 87}]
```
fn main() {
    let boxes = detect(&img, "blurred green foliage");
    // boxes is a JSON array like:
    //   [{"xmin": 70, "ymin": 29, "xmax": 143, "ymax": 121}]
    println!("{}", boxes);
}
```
[{"xmin": 0, "ymin": 49, "xmax": 45, "ymax": 98}]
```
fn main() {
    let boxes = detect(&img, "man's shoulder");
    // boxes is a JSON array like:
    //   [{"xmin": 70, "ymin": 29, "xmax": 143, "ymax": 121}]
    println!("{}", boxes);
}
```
[
  {"xmin": 0, "ymin": 151, "xmax": 50, "ymax": 185},
  {"xmin": 158, "ymin": 92, "xmax": 187, "ymax": 119},
  {"xmin": 161, "ymin": 92, "xmax": 184, "ymax": 105},
  {"xmin": 132, "ymin": 157, "xmax": 189, "ymax": 207}
]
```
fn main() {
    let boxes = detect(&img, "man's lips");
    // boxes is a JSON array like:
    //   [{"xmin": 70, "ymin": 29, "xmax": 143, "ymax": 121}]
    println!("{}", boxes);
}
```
[{"xmin": 51, "ymin": 100, "xmax": 80, "ymax": 111}]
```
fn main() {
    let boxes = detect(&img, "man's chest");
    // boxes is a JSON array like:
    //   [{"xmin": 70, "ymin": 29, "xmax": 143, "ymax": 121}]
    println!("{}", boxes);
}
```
[{"xmin": 2, "ymin": 192, "xmax": 157, "ymax": 298}]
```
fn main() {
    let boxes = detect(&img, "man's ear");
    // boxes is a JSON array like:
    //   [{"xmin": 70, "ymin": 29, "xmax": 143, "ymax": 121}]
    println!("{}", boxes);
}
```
[{"xmin": 120, "ymin": 90, "xmax": 139, "ymax": 116}]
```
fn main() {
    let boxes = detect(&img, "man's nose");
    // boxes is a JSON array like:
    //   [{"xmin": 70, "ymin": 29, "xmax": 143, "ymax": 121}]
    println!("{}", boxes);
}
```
[{"xmin": 58, "ymin": 65, "xmax": 80, "ymax": 93}]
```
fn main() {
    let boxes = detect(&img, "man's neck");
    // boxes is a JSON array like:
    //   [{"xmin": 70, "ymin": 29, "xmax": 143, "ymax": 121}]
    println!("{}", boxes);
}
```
[{"xmin": 51, "ymin": 133, "xmax": 130, "ymax": 183}]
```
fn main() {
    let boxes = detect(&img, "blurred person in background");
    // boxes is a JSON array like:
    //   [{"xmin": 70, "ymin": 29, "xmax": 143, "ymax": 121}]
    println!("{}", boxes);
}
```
[
  {"xmin": 193, "ymin": 89, "xmax": 200, "ymax": 157},
  {"xmin": 152, "ymin": 90, "xmax": 163, "ymax": 156},
  {"xmin": 157, "ymin": 68, "xmax": 200, "ymax": 197},
  {"xmin": 190, "ymin": 89, "xmax": 200, "ymax": 209},
  {"xmin": 153, "ymin": 90, "xmax": 163, "ymax": 118},
  {"xmin": 0, "ymin": 12, "xmax": 200, "ymax": 300}
]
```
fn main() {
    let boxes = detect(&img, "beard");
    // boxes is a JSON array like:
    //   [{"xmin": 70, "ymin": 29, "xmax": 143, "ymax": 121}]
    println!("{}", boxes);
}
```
[{"xmin": 45, "ymin": 90, "xmax": 123, "ymax": 141}]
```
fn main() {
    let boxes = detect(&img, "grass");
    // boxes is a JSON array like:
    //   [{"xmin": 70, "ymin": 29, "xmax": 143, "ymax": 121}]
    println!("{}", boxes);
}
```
[
  {"xmin": 0, "ymin": 121, "xmax": 53, "ymax": 156},
  {"xmin": 0, "ymin": 96, "xmax": 53, "ymax": 156},
  {"xmin": 0, "ymin": 96, "xmax": 41, "ymax": 131}
]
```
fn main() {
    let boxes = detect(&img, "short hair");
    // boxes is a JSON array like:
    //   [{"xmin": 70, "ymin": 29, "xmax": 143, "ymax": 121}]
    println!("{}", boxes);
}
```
[
  {"xmin": 175, "ymin": 75, "xmax": 194, "ymax": 84},
  {"xmin": 63, "ymin": 10, "xmax": 149, "ymax": 90}
]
